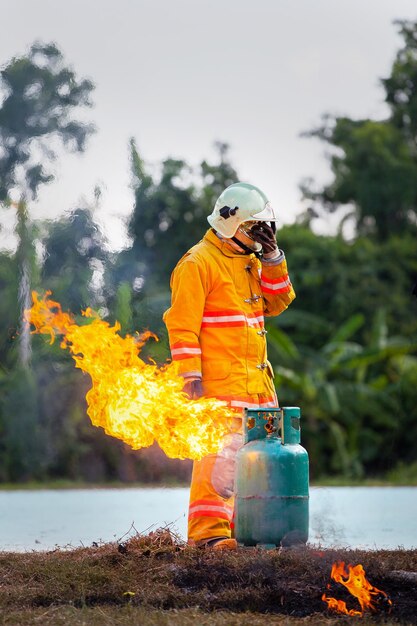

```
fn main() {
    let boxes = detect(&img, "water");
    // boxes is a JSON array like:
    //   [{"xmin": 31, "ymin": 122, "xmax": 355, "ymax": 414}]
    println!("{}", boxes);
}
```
[{"xmin": 0, "ymin": 487, "xmax": 416, "ymax": 552}]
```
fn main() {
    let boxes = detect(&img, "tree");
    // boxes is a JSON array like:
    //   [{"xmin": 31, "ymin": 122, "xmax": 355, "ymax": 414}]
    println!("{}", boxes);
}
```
[
  {"xmin": 383, "ymin": 20, "xmax": 417, "ymax": 146},
  {"xmin": 0, "ymin": 41, "xmax": 94, "ymax": 202},
  {"xmin": 0, "ymin": 43, "xmax": 95, "ymax": 481},
  {"xmin": 302, "ymin": 118, "xmax": 417, "ymax": 239},
  {"xmin": 128, "ymin": 142, "xmax": 199, "ymax": 289},
  {"xmin": 277, "ymin": 223, "xmax": 417, "ymax": 345},
  {"xmin": 104, "ymin": 140, "xmax": 238, "ymax": 345},
  {"xmin": 199, "ymin": 141, "xmax": 239, "ymax": 214},
  {"xmin": 302, "ymin": 20, "xmax": 417, "ymax": 240},
  {"xmin": 126, "ymin": 139, "xmax": 238, "ymax": 290},
  {"xmin": 0, "ymin": 251, "xmax": 19, "ymax": 364},
  {"xmin": 42, "ymin": 207, "xmax": 107, "ymax": 311},
  {"xmin": 0, "ymin": 41, "xmax": 95, "ymax": 364}
]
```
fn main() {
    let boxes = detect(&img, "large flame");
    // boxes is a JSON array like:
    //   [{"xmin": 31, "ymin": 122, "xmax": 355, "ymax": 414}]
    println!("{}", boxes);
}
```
[
  {"xmin": 25, "ymin": 291, "xmax": 237, "ymax": 460},
  {"xmin": 322, "ymin": 561, "xmax": 392, "ymax": 616}
]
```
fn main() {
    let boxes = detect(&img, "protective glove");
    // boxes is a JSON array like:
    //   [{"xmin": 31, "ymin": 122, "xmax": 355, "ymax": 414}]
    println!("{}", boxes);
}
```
[
  {"xmin": 249, "ymin": 223, "xmax": 278, "ymax": 255},
  {"xmin": 183, "ymin": 378, "xmax": 204, "ymax": 400}
]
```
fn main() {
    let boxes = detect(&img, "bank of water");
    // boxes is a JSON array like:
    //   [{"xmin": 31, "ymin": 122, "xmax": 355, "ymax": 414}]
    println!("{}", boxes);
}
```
[{"xmin": 1, "ymin": 486, "xmax": 416, "ymax": 552}]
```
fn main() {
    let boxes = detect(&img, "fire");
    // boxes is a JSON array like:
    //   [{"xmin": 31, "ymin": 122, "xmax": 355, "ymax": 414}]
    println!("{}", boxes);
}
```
[
  {"xmin": 322, "ymin": 561, "xmax": 392, "ymax": 616},
  {"xmin": 25, "ymin": 291, "xmax": 237, "ymax": 460}
]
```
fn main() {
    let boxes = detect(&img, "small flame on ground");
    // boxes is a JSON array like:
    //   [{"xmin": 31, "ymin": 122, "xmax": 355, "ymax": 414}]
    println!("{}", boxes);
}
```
[
  {"xmin": 25, "ymin": 291, "xmax": 237, "ymax": 460},
  {"xmin": 322, "ymin": 561, "xmax": 392, "ymax": 616}
]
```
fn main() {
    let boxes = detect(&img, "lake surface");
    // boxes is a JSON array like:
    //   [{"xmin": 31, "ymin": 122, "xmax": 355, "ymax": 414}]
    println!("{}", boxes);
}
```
[{"xmin": 1, "ymin": 487, "xmax": 416, "ymax": 552}]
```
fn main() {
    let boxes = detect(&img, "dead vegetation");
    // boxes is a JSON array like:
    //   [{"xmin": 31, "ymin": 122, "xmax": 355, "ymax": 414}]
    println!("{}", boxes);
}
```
[{"xmin": 0, "ymin": 529, "xmax": 416, "ymax": 625}]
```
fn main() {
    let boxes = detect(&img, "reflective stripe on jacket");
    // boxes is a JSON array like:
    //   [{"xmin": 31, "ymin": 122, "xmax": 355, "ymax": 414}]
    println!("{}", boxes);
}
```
[{"xmin": 163, "ymin": 228, "xmax": 295, "ymax": 402}]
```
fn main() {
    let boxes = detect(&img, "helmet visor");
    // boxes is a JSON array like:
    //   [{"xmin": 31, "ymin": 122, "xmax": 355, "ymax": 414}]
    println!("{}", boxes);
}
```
[{"xmin": 252, "ymin": 201, "xmax": 279, "ymax": 222}]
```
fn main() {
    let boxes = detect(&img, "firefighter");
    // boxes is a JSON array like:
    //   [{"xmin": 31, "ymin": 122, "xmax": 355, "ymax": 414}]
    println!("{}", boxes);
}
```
[{"xmin": 163, "ymin": 182, "xmax": 295, "ymax": 550}]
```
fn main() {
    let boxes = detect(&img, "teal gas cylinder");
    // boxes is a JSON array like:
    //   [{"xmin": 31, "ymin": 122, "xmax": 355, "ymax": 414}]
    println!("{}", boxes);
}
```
[{"xmin": 235, "ymin": 407, "xmax": 309, "ymax": 547}]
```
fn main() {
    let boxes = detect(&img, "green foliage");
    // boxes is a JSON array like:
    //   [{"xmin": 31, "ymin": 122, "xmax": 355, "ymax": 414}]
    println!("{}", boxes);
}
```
[
  {"xmin": 268, "ymin": 312, "xmax": 417, "ymax": 479},
  {"xmin": 0, "ymin": 133, "xmax": 416, "ymax": 483},
  {"xmin": 115, "ymin": 282, "xmax": 133, "ymax": 333},
  {"xmin": 126, "ymin": 139, "xmax": 237, "ymax": 290},
  {"xmin": 0, "ymin": 42, "xmax": 96, "ymax": 373},
  {"xmin": 304, "ymin": 118, "xmax": 417, "ymax": 239},
  {"xmin": 104, "ymin": 140, "xmax": 238, "ymax": 341},
  {"xmin": 272, "ymin": 221, "xmax": 417, "ymax": 478},
  {"xmin": 277, "ymin": 224, "xmax": 417, "ymax": 345},
  {"xmin": 0, "ymin": 366, "xmax": 42, "ymax": 481},
  {"xmin": 0, "ymin": 23, "xmax": 416, "ymax": 487},
  {"xmin": 302, "ymin": 20, "xmax": 417, "ymax": 240},
  {"xmin": 387, "ymin": 460, "xmax": 417, "ymax": 485},
  {"xmin": 199, "ymin": 141, "xmax": 240, "ymax": 214},
  {"xmin": 383, "ymin": 20, "xmax": 417, "ymax": 144},
  {"xmin": 0, "ymin": 252, "xmax": 19, "ymax": 364},
  {"xmin": 0, "ymin": 128, "xmax": 416, "ymax": 483},
  {"xmin": 41, "ymin": 207, "xmax": 107, "ymax": 310}
]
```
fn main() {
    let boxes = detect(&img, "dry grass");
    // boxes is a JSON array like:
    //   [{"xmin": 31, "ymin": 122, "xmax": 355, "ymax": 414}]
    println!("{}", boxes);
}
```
[
  {"xmin": 1, "ymin": 607, "xmax": 413, "ymax": 626},
  {"xmin": 0, "ymin": 530, "xmax": 416, "ymax": 625}
]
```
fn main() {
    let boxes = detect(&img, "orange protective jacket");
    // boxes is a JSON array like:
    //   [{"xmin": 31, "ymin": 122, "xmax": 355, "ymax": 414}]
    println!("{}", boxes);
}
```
[{"xmin": 163, "ymin": 229, "xmax": 295, "ymax": 408}]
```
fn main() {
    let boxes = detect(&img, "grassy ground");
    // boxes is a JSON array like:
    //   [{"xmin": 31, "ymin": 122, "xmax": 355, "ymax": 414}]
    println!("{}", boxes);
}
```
[
  {"xmin": 2, "ymin": 473, "xmax": 417, "ymax": 491},
  {"xmin": 2, "ymin": 460, "xmax": 417, "ymax": 490},
  {"xmin": 0, "ymin": 606, "xmax": 412, "ymax": 626},
  {"xmin": 0, "ymin": 480, "xmax": 188, "ymax": 491},
  {"xmin": 0, "ymin": 530, "xmax": 416, "ymax": 625},
  {"xmin": 314, "ymin": 462, "xmax": 417, "ymax": 487}
]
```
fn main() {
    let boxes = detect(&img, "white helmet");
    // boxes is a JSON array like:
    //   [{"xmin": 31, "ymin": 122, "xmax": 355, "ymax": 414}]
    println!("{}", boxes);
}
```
[{"xmin": 207, "ymin": 182, "xmax": 278, "ymax": 238}]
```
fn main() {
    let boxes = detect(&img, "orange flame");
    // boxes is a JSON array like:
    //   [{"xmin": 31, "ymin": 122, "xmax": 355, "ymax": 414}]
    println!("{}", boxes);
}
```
[
  {"xmin": 322, "ymin": 561, "xmax": 392, "ymax": 616},
  {"xmin": 25, "ymin": 291, "xmax": 237, "ymax": 460}
]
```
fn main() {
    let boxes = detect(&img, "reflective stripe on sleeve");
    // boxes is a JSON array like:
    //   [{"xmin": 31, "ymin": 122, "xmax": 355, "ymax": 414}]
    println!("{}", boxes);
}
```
[
  {"xmin": 260, "ymin": 273, "xmax": 292, "ymax": 294},
  {"xmin": 181, "ymin": 370, "xmax": 202, "ymax": 379},
  {"xmin": 171, "ymin": 342, "xmax": 202, "ymax": 360}
]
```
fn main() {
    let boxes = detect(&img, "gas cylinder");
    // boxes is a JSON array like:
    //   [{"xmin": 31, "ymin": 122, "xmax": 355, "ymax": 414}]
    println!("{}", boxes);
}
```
[{"xmin": 234, "ymin": 407, "xmax": 309, "ymax": 547}]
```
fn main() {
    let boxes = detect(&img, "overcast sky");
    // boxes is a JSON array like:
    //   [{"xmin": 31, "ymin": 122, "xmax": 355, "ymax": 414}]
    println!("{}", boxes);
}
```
[{"xmin": 1, "ymin": 0, "xmax": 417, "ymax": 250}]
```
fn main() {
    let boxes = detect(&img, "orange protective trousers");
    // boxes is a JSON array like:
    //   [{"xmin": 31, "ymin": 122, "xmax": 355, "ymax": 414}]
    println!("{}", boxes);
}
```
[{"xmin": 187, "ymin": 398, "xmax": 274, "ymax": 545}]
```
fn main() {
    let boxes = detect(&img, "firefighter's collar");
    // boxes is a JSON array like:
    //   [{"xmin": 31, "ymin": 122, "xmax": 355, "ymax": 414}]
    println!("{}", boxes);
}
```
[{"xmin": 205, "ymin": 228, "xmax": 257, "ymax": 259}]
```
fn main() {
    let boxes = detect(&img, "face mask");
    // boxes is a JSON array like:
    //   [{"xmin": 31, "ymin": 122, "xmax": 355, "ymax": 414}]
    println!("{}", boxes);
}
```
[{"xmin": 235, "ymin": 222, "xmax": 262, "ymax": 253}]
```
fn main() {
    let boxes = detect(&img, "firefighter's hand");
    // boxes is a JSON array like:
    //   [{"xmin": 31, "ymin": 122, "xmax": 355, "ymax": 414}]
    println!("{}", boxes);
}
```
[
  {"xmin": 183, "ymin": 378, "xmax": 204, "ymax": 400},
  {"xmin": 250, "ymin": 223, "xmax": 278, "ymax": 255}
]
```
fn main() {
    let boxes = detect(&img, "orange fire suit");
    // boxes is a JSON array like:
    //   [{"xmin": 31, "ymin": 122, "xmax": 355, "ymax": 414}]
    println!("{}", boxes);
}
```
[{"xmin": 163, "ymin": 228, "xmax": 295, "ymax": 544}]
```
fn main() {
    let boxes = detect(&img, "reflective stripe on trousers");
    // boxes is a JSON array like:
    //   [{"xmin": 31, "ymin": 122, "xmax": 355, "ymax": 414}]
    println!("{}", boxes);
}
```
[{"xmin": 188, "ymin": 422, "xmax": 242, "ymax": 544}]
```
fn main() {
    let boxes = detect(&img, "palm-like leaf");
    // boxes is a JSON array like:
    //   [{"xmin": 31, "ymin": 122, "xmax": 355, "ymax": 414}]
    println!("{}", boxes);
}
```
[{"xmin": 268, "ymin": 311, "xmax": 417, "ymax": 478}]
